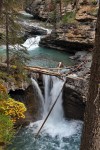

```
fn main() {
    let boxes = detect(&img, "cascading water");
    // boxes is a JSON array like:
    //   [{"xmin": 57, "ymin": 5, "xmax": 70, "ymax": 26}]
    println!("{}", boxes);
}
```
[
  {"xmin": 22, "ymin": 36, "xmax": 41, "ymax": 51},
  {"xmin": 43, "ymin": 75, "xmax": 64, "ymax": 122},
  {"xmin": 7, "ymin": 11, "xmax": 82, "ymax": 150},
  {"xmin": 31, "ymin": 78, "xmax": 44, "ymax": 117},
  {"xmin": 43, "ymin": 75, "xmax": 51, "ymax": 118},
  {"xmin": 7, "ymin": 75, "xmax": 83, "ymax": 150},
  {"xmin": 32, "ymin": 75, "xmax": 82, "ymax": 138}
]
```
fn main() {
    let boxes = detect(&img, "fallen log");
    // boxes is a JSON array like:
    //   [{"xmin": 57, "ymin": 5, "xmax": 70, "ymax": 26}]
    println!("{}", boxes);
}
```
[
  {"xmin": 0, "ymin": 63, "xmax": 63, "ymax": 78},
  {"xmin": 24, "ymin": 66, "xmax": 63, "ymax": 78},
  {"xmin": 0, "ymin": 62, "xmax": 87, "ymax": 80}
]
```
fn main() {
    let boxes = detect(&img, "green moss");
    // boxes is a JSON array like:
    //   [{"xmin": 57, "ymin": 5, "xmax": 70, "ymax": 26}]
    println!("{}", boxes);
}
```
[
  {"xmin": 91, "ymin": 0, "xmax": 97, "ymax": 5},
  {"xmin": 62, "ymin": 12, "xmax": 76, "ymax": 24}
]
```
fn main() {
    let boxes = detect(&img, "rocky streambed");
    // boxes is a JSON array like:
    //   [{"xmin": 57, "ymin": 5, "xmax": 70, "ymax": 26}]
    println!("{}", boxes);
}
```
[
  {"xmin": 0, "ymin": 0, "xmax": 96, "ymax": 125},
  {"xmin": 26, "ymin": 0, "xmax": 97, "ymax": 52},
  {"xmin": 8, "ymin": 50, "xmax": 91, "ymax": 126}
]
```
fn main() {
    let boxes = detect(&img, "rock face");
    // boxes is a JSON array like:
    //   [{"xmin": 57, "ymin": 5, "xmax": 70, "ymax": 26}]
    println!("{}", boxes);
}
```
[
  {"xmin": 24, "ymin": 25, "xmax": 47, "ymax": 38},
  {"xmin": 25, "ymin": 0, "xmax": 49, "ymax": 21},
  {"xmin": 62, "ymin": 72, "xmax": 88, "ymax": 121},
  {"xmin": 62, "ymin": 50, "xmax": 92, "ymax": 120},
  {"xmin": 39, "ymin": 35, "xmax": 93, "ymax": 53},
  {"xmin": 63, "ymin": 86, "xmax": 85, "ymax": 120},
  {"xmin": 26, "ymin": 0, "xmax": 98, "ymax": 52},
  {"xmin": 39, "ymin": 8, "xmax": 96, "ymax": 52}
]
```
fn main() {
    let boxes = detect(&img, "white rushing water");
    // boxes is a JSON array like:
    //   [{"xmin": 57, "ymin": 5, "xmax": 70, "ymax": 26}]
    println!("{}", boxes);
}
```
[
  {"xmin": 22, "ymin": 29, "xmax": 51, "ymax": 51},
  {"xmin": 19, "ymin": 11, "xmax": 33, "ymax": 17},
  {"xmin": 30, "ymin": 75, "xmax": 82, "ymax": 138},
  {"xmin": 43, "ymin": 75, "xmax": 51, "ymax": 117},
  {"xmin": 22, "ymin": 36, "xmax": 41, "ymax": 51},
  {"xmin": 45, "ymin": 76, "xmax": 64, "ymax": 122},
  {"xmin": 31, "ymin": 78, "xmax": 44, "ymax": 116},
  {"xmin": 7, "ymin": 72, "xmax": 82, "ymax": 150},
  {"xmin": 0, "ymin": 36, "xmax": 41, "ymax": 52}
]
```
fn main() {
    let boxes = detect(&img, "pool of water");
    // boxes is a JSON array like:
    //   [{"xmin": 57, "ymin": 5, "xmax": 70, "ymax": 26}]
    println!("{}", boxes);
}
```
[
  {"xmin": 7, "ymin": 75, "xmax": 83, "ymax": 150},
  {"xmin": 29, "ymin": 47, "xmax": 74, "ymax": 68},
  {"xmin": 0, "ymin": 45, "xmax": 74, "ymax": 68},
  {"xmin": 7, "ymin": 120, "xmax": 83, "ymax": 150}
]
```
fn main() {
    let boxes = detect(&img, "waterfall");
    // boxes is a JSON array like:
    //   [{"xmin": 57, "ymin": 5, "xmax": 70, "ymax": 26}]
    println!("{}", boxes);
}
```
[
  {"xmin": 29, "ymin": 75, "xmax": 82, "ymax": 138},
  {"xmin": 8, "ymin": 75, "xmax": 83, "ymax": 150},
  {"xmin": 43, "ymin": 75, "xmax": 51, "ymax": 118},
  {"xmin": 31, "ymin": 75, "xmax": 65, "ymax": 121},
  {"xmin": 7, "ymin": 12, "xmax": 83, "ymax": 149},
  {"xmin": 43, "ymin": 75, "xmax": 64, "ymax": 122},
  {"xmin": 48, "ymin": 76, "xmax": 64, "ymax": 122},
  {"xmin": 31, "ymin": 78, "xmax": 44, "ymax": 117},
  {"xmin": 22, "ymin": 36, "xmax": 41, "ymax": 51},
  {"xmin": 19, "ymin": 11, "xmax": 33, "ymax": 17}
]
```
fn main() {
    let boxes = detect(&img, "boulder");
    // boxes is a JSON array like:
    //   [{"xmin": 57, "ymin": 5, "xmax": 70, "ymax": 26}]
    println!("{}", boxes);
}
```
[
  {"xmin": 39, "ymin": 35, "xmax": 93, "ymax": 53},
  {"xmin": 24, "ymin": 25, "xmax": 47, "ymax": 38}
]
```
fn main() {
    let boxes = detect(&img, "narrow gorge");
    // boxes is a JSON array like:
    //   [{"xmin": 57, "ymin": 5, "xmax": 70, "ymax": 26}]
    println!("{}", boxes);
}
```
[{"xmin": 0, "ymin": 1, "xmax": 99, "ymax": 150}]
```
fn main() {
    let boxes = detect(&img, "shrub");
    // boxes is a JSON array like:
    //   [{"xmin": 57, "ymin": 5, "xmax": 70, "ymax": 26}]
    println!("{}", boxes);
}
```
[
  {"xmin": 91, "ymin": 0, "xmax": 97, "ymax": 5},
  {"xmin": 0, "ymin": 83, "xmax": 8, "ymax": 101},
  {"xmin": 0, "ymin": 113, "xmax": 15, "ymax": 145},
  {"xmin": 0, "ymin": 98, "xmax": 27, "ymax": 123},
  {"xmin": 62, "ymin": 12, "xmax": 76, "ymax": 24},
  {"xmin": 0, "ymin": 83, "xmax": 27, "ymax": 145}
]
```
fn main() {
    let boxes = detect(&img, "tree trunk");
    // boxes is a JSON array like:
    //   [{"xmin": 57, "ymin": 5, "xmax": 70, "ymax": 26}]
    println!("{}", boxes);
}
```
[
  {"xmin": 52, "ymin": 0, "xmax": 57, "ymax": 35},
  {"xmin": 0, "ymin": 0, "xmax": 3, "ymax": 13},
  {"xmin": 59, "ymin": 0, "xmax": 62, "ymax": 17},
  {"xmin": 5, "ymin": 2, "xmax": 9, "ymax": 73},
  {"xmin": 80, "ymin": 3, "xmax": 100, "ymax": 150}
]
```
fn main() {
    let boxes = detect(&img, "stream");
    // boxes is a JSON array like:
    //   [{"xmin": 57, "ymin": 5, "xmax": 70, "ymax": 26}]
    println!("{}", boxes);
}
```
[
  {"xmin": 0, "ymin": 11, "xmax": 74, "ymax": 68},
  {"xmin": 4, "ymin": 11, "xmax": 83, "ymax": 150},
  {"xmin": 7, "ymin": 76, "xmax": 83, "ymax": 150}
]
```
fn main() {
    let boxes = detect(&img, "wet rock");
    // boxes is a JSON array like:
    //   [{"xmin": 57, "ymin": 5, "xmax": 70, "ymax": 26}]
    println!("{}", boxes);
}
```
[
  {"xmin": 62, "ymin": 50, "xmax": 91, "ymax": 120},
  {"xmin": 70, "ymin": 51, "xmax": 92, "ymax": 61},
  {"xmin": 24, "ymin": 25, "xmax": 47, "ymax": 38},
  {"xmin": 39, "ymin": 35, "xmax": 93, "ymax": 53},
  {"xmin": 63, "ymin": 86, "xmax": 86, "ymax": 121}
]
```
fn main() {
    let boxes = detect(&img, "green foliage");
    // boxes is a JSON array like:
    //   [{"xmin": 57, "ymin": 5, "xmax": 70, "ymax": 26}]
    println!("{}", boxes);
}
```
[
  {"xmin": 0, "ymin": 98, "xmax": 27, "ymax": 123},
  {"xmin": 0, "ymin": 113, "xmax": 15, "ymax": 145},
  {"xmin": 0, "ymin": 83, "xmax": 27, "ymax": 145},
  {"xmin": 0, "ymin": 92, "xmax": 9, "ymax": 101},
  {"xmin": 62, "ymin": 11, "xmax": 76, "ymax": 24},
  {"xmin": 91, "ymin": 0, "xmax": 97, "ymax": 5},
  {"xmin": 63, "ymin": 0, "xmax": 73, "ymax": 4},
  {"xmin": 0, "ymin": 0, "xmax": 30, "ymax": 72},
  {"xmin": 0, "ymin": 71, "xmax": 12, "ymax": 80},
  {"xmin": 0, "ymin": 83, "xmax": 9, "ymax": 101}
]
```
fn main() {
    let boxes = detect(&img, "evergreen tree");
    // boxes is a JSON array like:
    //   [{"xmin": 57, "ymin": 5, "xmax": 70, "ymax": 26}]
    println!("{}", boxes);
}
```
[
  {"xmin": 0, "ymin": 0, "xmax": 3, "ymax": 13},
  {"xmin": 0, "ymin": 0, "xmax": 29, "ymax": 73}
]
